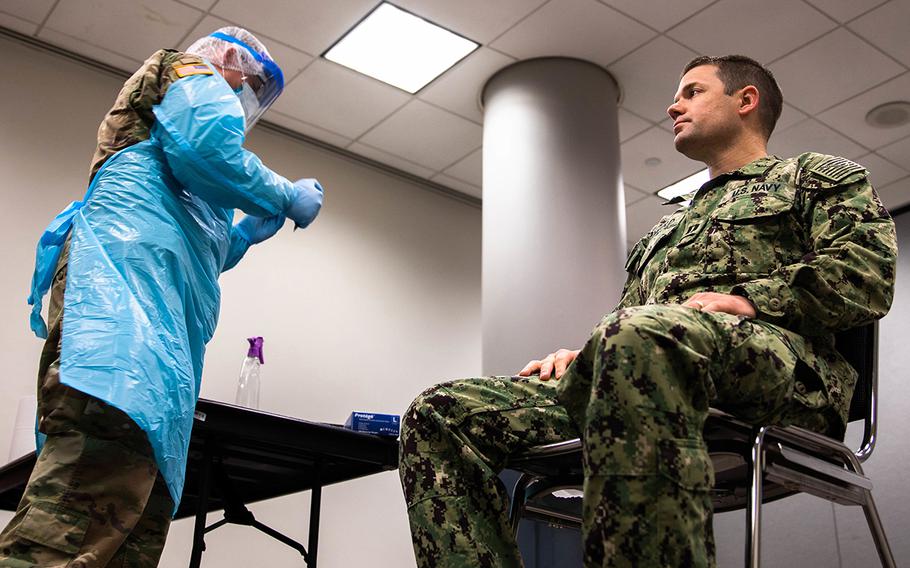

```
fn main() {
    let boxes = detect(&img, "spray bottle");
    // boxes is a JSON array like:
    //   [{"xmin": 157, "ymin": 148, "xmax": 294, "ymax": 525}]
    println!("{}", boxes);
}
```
[{"xmin": 236, "ymin": 336, "xmax": 264, "ymax": 409}]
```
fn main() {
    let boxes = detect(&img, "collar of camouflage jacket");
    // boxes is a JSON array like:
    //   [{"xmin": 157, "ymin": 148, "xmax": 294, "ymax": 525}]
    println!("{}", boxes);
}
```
[{"xmin": 664, "ymin": 155, "xmax": 783, "ymax": 206}]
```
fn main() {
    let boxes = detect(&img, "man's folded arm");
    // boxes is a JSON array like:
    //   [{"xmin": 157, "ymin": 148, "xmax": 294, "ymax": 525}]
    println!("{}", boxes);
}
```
[{"xmin": 732, "ymin": 168, "xmax": 897, "ymax": 336}]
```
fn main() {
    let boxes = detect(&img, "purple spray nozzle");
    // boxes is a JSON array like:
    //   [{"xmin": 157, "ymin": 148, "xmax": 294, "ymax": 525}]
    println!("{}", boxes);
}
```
[{"xmin": 247, "ymin": 336, "xmax": 264, "ymax": 364}]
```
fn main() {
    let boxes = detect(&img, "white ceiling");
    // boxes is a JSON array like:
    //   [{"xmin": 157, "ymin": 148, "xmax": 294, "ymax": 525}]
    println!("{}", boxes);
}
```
[{"xmin": 2, "ymin": 0, "xmax": 909, "ymax": 243}]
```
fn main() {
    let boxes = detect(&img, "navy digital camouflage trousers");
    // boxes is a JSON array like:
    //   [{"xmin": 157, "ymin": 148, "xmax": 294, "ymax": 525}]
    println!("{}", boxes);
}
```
[
  {"xmin": 0, "ymin": 245, "xmax": 172, "ymax": 568},
  {"xmin": 400, "ymin": 304, "xmax": 837, "ymax": 567}
]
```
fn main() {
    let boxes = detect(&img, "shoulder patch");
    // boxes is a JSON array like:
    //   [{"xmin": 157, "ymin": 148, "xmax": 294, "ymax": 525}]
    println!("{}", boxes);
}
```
[
  {"xmin": 807, "ymin": 156, "xmax": 865, "ymax": 184},
  {"xmin": 173, "ymin": 63, "xmax": 213, "ymax": 78}
]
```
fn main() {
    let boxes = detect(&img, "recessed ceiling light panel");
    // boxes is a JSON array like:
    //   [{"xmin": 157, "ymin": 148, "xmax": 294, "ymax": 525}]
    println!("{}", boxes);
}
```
[
  {"xmin": 656, "ymin": 169, "xmax": 710, "ymax": 201},
  {"xmin": 324, "ymin": 3, "xmax": 479, "ymax": 94}
]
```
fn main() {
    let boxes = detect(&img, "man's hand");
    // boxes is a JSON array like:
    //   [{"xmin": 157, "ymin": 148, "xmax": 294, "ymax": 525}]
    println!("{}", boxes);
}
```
[
  {"xmin": 683, "ymin": 292, "xmax": 756, "ymax": 317},
  {"xmin": 518, "ymin": 348, "xmax": 581, "ymax": 381}
]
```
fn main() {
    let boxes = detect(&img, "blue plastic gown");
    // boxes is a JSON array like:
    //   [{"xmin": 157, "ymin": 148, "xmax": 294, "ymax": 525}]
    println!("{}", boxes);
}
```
[{"xmin": 27, "ymin": 67, "xmax": 299, "ymax": 511}]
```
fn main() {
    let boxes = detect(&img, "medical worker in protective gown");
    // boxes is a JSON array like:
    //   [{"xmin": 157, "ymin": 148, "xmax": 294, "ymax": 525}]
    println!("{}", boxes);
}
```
[{"xmin": 0, "ymin": 27, "xmax": 322, "ymax": 567}]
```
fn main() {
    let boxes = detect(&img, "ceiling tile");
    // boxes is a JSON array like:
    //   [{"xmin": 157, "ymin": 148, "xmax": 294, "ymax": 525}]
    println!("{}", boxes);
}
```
[
  {"xmin": 597, "ymin": 0, "xmax": 715, "ymax": 31},
  {"xmin": 490, "ymin": 0, "xmax": 655, "ymax": 67},
  {"xmin": 877, "ymin": 134, "xmax": 910, "ymax": 166},
  {"xmin": 803, "ymin": 0, "xmax": 888, "ymax": 23},
  {"xmin": 609, "ymin": 36, "xmax": 698, "ymax": 122},
  {"xmin": 419, "ymin": 47, "xmax": 515, "ymax": 123},
  {"xmin": 1, "ymin": 0, "xmax": 55, "ymax": 24},
  {"xmin": 768, "ymin": 118, "xmax": 867, "ymax": 160},
  {"xmin": 360, "ymin": 100, "xmax": 483, "ymax": 171},
  {"xmin": 768, "ymin": 117, "xmax": 808, "ymax": 151},
  {"xmin": 37, "ymin": 27, "xmax": 142, "ymax": 71},
  {"xmin": 849, "ymin": 0, "xmax": 910, "ymax": 67},
  {"xmin": 0, "ymin": 11, "xmax": 39, "ymax": 34},
  {"xmin": 443, "ymin": 147, "xmax": 482, "ymax": 186},
  {"xmin": 347, "ymin": 142, "xmax": 436, "ymax": 178},
  {"xmin": 768, "ymin": 105, "xmax": 813, "ymax": 149},
  {"xmin": 211, "ymin": 0, "xmax": 375, "ymax": 55},
  {"xmin": 43, "ymin": 0, "xmax": 202, "ymax": 62},
  {"xmin": 770, "ymin": 28, "xmax": 904, "ymax": 114},
  {"xmin": 182, "ymin": 15, "xmax": 314, "ymax": 79},
  {"xmin": 776, "ymin": 103, "xmax": 809, "ymax": 132},
  {"xmin": 265, "ymin": 110, "xmax": 353, "ymax": 148},
  {"xmin": 618, "ymin": 108, "xmax": 653, "ymax": 142},
  {"xmin": 626, "ymin": 195, "xmax": 675, "ymax": 242},
  {"xmin": 624, "ymin": 182, "xmax": 649, "ymax": 206},
  {"xmin": 432, "ymin": 173, "xmax": 482, "ymax": 199},
  {"xmin": 262, "ymin": 45, "xmax": 315, "ymax": 81},
  {"xmin": 179, "ymin": 0, "xmax": 218, "ymax": 9},
  {"xmin": 858, "ymin": 152, "xmax": 909, "ymax": 189},
  {"xmin": 877, "ymin": 175, "xmax": 910, "ymax": 211},
  {"xmin": 620, "ymin": 126, "xmax": 703, "ymax": 190},
  {"xmin": 391, "ymin": 0, "xmax": 548, "ymax": 44},
  {"xmin": 270, "ymin": 59, "xmax": 410, "ymax": 139},
  {"xmin": 817, "ymin": 72, "xmax": 910, "ymax": 150},
  {"xmin": 667, "ymin": 0, "xmax": 836, "ymax": 64}
]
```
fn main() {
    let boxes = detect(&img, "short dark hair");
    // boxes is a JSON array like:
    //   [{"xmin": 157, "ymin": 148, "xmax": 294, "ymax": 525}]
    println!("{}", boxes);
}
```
[{"xmin": 682, "ymin": 55, "xmax": 783, "ymax": 139}]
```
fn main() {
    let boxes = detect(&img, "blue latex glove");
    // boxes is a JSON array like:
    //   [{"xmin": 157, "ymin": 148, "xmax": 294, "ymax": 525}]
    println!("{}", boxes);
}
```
[
  {"xmin": 235, "ymin": 214, "xmax": 286, "ymax": 245},
  {"xmin": 286, "ymin": 178, "xmax": 324, "ymax": 229}
]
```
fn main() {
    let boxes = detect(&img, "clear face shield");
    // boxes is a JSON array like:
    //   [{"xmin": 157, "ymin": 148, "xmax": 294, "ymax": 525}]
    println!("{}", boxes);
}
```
[{"xmin": 209, "ymin": 32, "xmax": 284, "ymax": 132}]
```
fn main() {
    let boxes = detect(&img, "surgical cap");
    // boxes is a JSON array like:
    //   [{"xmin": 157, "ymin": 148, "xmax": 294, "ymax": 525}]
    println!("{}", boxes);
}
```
[
  {"xmin": 185, "ymin": 26, "xmax": 284, "ymax": 131},
  {"xmin": 185, "ymin": 26, "xmax": 273, "ymax": 76}
]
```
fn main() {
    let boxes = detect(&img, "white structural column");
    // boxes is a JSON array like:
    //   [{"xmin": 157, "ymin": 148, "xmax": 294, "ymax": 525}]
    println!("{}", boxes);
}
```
[{"xmin": 481, "ymin": 57, "xmax": 626, "ymax": 375}]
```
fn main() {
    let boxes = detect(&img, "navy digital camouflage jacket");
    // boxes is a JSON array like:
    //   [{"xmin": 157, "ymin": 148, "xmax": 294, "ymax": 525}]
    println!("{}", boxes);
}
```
[{"xmin": 619, "ymin": 153, "xmax": 897, "ymax": 431}]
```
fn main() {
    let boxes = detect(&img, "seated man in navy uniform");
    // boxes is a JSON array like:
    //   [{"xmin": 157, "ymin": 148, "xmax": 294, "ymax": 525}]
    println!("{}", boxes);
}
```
[{"xmin": 398, "ymin": 54, "xmax": 897, "ymax": 567}]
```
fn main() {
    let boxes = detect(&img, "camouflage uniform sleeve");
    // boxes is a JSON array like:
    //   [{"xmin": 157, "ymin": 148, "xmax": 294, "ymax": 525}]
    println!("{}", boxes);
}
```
[
  {"xmin": 732, "ymin": 154, "xmax": 897, "ymax": 336},
  {"xmin": 90, "ymin": 52, "xmax": 166, "ymax": 179},
  {"xmin": 90, "ymin": 50, "xmax": 205, "ymax": 180}
]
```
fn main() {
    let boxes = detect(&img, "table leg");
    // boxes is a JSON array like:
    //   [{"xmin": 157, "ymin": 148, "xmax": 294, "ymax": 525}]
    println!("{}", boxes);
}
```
[
  {"xmin": 307, "ymin": 466, "xmax": 322, "ymax": 567},
  {"xmin": 189, "ymin": 438, "xmax": 213, "ymax": 568}
]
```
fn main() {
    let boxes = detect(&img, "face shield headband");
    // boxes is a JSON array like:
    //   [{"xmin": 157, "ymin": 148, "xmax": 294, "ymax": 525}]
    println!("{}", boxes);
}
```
[{"xmin": 209, "ymin": 32, "xmax": 285, "ymax": 130}]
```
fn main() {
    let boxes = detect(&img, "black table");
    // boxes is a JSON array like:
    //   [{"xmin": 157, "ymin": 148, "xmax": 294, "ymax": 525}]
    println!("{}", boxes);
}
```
[{"xmin": 0, "ymin": 398, "xmax": 400, "ymax": 567}]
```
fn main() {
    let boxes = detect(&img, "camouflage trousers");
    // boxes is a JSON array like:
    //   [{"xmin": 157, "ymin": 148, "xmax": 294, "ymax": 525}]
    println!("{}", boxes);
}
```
[
  {"xmin": 0, "ymin": 244, "xmax": 172, "ymax": 568},
  {"xmin": 400, "ymin": 304, "xmax": 835, "ymax": 568}
]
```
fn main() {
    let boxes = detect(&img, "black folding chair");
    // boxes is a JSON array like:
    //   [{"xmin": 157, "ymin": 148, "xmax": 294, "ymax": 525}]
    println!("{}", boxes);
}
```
[{"xmin": 506, "ymin": 323, "xmax": 896, "ymax": 567}]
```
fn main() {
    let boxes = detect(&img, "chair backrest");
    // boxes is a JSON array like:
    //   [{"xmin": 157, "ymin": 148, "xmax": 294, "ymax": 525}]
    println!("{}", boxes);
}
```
[{"xmin": 833, "ymin": 322, "xmax": 878, "ymax": 461}]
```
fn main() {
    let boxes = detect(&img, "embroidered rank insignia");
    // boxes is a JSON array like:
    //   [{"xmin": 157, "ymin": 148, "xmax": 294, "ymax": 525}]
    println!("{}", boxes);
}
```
[
  {"xmin": 173, "ymin": 63, "xmax": 213, "ymax": 78},
  {"xmin": 808, "ymin": 156, "xmax": 865, "ymax": 183}
]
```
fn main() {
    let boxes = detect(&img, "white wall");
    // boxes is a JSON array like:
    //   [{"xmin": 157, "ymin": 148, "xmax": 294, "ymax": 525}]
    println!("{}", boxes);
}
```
[{"xmin": 0, "ymin": 35, "xmax": 481, "ymax": 567}]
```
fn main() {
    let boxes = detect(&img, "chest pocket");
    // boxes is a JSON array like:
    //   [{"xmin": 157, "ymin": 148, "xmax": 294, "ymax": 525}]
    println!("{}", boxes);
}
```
[
  {"xmin": 701, "ymin": 192, "xmax": 794, "ymax": 274},
  {"xmin": 626, "ymin": 211, "xmax": 684, "ymax": 277}
]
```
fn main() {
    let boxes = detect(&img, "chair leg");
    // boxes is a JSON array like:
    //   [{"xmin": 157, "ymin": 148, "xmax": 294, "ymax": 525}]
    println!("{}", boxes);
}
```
[
  {"xmin": 509, "ymin": 473, "xmax": 535, "ymax": 536},
  {"xmin": 745, "ymin": 427, "xmax": 768, "ymax": 568},
  {"xmin": 861, "ymin": 491, "xmax": 897, "ymax": 568}
]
